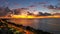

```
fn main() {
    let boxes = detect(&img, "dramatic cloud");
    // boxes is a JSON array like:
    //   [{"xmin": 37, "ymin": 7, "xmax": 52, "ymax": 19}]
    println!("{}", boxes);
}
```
[
  {"xmin": 48, "ymin": 5, "xmax": 60, "ymax": 10},
  {"xmin": 47, "ymin": 5, "xmax": 54, "ymax": 9},
  {"xmin": 55, "ymin": 7, "xmax": 60, "ymax": 10},
  {"xmin": 28, "ymin": 5, "xmax": 36, "ymax": 8},
  {"xmin": 0, "ymin": 7, "xmax": 11, "ymax": 16}
]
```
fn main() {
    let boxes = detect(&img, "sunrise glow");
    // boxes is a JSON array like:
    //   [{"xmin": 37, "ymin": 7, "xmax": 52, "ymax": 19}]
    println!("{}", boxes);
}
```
[
  {"xmin": 10, "ymin": 15, "xmax": 60, "ymax": 18},
  {"xmin": 11, "ymin": 15, "xmax": 35, "ymax": 18}
]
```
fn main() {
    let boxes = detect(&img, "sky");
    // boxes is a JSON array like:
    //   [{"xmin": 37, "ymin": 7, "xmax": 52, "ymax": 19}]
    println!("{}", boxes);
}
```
[{"xmin": 0, "ymin": 0, "xmax": 60, "ymax": 13}]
